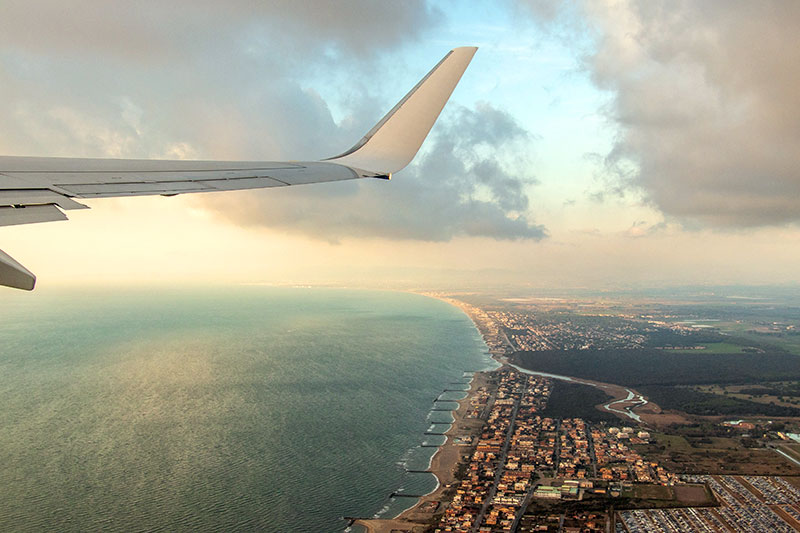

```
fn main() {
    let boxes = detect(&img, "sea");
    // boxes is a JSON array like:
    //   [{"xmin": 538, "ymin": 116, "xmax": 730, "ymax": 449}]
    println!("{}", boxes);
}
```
[{"xmin": 0, "ymin": 287, "xmax": 495, "ymax": 532}]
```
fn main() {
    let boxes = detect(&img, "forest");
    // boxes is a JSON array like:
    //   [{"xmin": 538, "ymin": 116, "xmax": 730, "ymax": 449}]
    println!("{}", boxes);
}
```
[
  {"xmin": 513, "ymin": 348, "xmax": 800, "ymax": 416},
  {"xmin": 541, "ymin": 381, "xmax": 619, "ymax": 424},
  {"xmin": 512, "ymin": 349, "xmax": 800, "ymax": 386},
  {"xmin": 637, "ymin": 385, "xmax": 800, "ymax": 417}
]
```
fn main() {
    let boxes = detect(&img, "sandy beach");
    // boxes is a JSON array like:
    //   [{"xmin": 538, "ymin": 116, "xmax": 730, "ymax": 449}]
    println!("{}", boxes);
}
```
[
  {"xmin": 356, "ymin": 291, "xmax": 501, "ymax": 532},
  {"xmin": 356, "ymin": 370, "xmax": 492, "ymax": 533}
]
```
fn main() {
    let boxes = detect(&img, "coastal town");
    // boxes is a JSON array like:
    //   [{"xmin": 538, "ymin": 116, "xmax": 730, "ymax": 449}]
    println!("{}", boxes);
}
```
[
  {"xmin": 434, "ymin": 369, "xmax": 690, "ymax": 532},
  {"xmin": 356, "ymin": 293, "xmax": 800, "ymax": 533},
  {"xmin": 359, "ymin": 364, "xmax": 800, "ymax": 532}
]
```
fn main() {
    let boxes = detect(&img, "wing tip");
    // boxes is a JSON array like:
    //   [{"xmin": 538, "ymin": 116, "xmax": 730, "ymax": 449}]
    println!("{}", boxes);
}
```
[
  {"xmin": 0, "ymin": 248, "xmax": 37, "ymax": 291},
  {"xmin": 326, "ymin": 45, "xmax": 478, "ymax": 174}
]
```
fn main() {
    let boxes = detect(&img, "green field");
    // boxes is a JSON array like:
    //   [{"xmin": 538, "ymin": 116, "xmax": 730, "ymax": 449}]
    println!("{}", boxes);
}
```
[
  {"xmin": 690, "ymin": 382, "xmax": 800, "ymax": 409},
  {"xmin": 715, "ymin": 321, "xmax": 800, "ymax": 355}
]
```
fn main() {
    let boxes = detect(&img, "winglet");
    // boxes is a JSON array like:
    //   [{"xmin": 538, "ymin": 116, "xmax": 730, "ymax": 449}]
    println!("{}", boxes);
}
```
[
  {"xmin": 0, "ymin": 248, "xmax": 36, "ymax": 290},
  {"xmin": 327, "ymin": 46, "xmax": 477, "ymax": 174}
]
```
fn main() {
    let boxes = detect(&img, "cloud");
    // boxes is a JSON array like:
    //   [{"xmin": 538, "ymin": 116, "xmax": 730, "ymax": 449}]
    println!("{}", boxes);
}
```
[
  {"xmin": 0, "ymin": 3, "xmax": 548, "ymax": 244},
  {"xmin": 0, "ymin": 2, "xmax": 441, "ymax": 160},
  {"xmin": 0, "ymin": 1, "xmax": 437, "ymax": 62},
  {"xmin": 198, "ymin": 102, "xmax": 547, "ymax": 242},
  {"xmin": 0, "ymin": 1, "xmax": 447, "ymax": 156},
  {"xmin": 624, "ymin": 219, "xmax": 667, "ymax": 239},
  {"xmin": 524, "ymin": 0, "xmax": 800, "ymax": 228}
]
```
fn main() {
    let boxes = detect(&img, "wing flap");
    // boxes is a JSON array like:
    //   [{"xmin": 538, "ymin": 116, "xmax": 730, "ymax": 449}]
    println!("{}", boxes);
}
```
[
  {"xmin": 200, "ymin": 177, "xmax": 285, "ymax": 191},
  {"xmin": 61, "ymin": 181, "xmax": 215, "ymax": 197},
  {"xmin": 0, "ymin": 204, "xmax": 67, "ymax": 227},
  {"xmin": 0, "ymin": 189, "xmax": 88, "ymax": 210}
]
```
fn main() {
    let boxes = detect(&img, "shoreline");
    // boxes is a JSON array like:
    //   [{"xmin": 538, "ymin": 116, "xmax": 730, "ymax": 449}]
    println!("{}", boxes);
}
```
[
  {"xmin": 356, "ymin": 291, "xmax": 655, "ymax": 532},
  {"xmin": 355, "ymin": 371, "xmax": 492, "ymax": 533},
  {"xmin": 420, "ymin": 292, "xmax": 510, "ymax": 357},
  {"xmin": 355, "ymin": 293, "xmax": 499, "ymax": 533},
  {"xmin": 419, "ymin": 291, "xmax": 658, "ymax": 425}
]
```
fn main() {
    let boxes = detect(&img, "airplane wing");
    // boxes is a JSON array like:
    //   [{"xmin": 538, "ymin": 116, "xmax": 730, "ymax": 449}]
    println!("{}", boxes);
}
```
[{"xmin": 0, "ymin": 47, "xmax": 477, "ymax": 290}]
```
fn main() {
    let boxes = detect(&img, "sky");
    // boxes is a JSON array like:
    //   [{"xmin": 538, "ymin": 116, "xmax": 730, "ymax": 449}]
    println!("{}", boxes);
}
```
[{"xmin": 1, "ymin": 0, "xmax": 799, "ymax": 290}]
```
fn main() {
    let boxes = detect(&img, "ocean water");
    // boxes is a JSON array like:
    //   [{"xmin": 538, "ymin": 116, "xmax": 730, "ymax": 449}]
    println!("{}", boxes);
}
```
[{"xmin": 0, "ymin": 287, "xmax": 493, "ymax": 532}]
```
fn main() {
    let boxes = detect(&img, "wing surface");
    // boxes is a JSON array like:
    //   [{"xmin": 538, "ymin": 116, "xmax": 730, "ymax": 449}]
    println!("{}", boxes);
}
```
[{"xmin": 0, "ymin": 46, "xmax": 477, "ymax": 289}]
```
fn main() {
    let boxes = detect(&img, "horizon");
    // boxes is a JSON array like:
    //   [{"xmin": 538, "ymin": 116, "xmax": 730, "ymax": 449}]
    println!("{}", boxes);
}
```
[{"xmin": 2, "ymin": 1, "xmax": 799, "ymax": 290}]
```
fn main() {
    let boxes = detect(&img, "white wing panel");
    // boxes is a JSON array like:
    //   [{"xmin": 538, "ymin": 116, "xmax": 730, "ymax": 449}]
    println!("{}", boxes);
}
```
[
  {"xmin": 0, "ymin": 158, "xmax": 360, "ymax": 198},
  {"xmin": 329, "ymin": 47, "xmax": 477, "ymax": 174},
  {"xmin": 61, "ymin": 181, "xmax": 215, "ymax": 197}
]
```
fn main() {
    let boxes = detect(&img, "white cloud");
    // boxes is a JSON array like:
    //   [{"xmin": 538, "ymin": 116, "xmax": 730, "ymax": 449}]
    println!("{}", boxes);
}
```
[
  {"xmin": 524, "ymin": 0, "xmax": 800, "ymax": 228},
  {"xmin": 197, "ymin": 103, "xmax": 546, "ymax": 242}
]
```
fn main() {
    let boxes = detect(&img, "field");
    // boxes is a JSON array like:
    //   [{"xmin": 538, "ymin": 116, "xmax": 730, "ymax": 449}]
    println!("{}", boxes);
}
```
[
  {"xmin": 640, "ymin": 384, "xmax": 800, "ymax": 416},
  {"xmin": 779, "ymin": 443, "xmax": 800, "ymax": 463},
  {"xmin": 628, "ymin": 484, "xmax": 672, "ymax": 500},
  {"xmin": 715, "ymin": 320, "xmax": 800, "ymax": 355},
  {"xmin": 624, "ymin": 484, "xmax": 714, "ymax": 506},
  {"xmin": 523, "ymin": 483, "xmax": 715, "ymax": 515},
  {"xmin": 616, "ymin": 483, "xmax": 716, "ymax": 510},
  {"xmin": 636, "ymin": 432, "xmax": 800, "ymax": 475},
  {"xmin": 673, "ymin": 485, "xmax": 714, "ymax": 505},
  {"xmin": 690, "ymin": 383, "xmax": 800, "ymax": 408}
]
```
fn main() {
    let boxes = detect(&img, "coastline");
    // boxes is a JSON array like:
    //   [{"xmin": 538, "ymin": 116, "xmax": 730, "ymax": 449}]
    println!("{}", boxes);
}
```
[
  {"xmin": 421, "ymin": 292, "xmax": 510, "ymax": 358},
  {"xmin": 418, "ymin": 291, "xmax": 658, "ymax": 425},
  {"xmin": 356, "ymin": 291, "xmax": 657, "ymax": 532},
  {"xmin": 356, "ymin": 372, "xmax": 491, "ymax": 533},
  {"xmin": 416, "ymin": 291, "xmax": 658, "ymax": 425},
  {"xmin": 356, "ymin": 293, "xmax": 499, "ymax": 533}
]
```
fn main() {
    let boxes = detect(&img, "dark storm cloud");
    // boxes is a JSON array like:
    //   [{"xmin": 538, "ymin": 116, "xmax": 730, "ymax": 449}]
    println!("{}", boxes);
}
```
[
  {"xmin": 524, "ymin": 0, "xmax": 800, "ymax": 228},
  {"xmin": 200, "ymin": 102, "xmax": 546, "ymax": 242}
]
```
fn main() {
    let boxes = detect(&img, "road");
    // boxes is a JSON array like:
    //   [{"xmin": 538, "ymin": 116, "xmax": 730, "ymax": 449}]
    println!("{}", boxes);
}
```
[{"xmin": 469, "ymin": 379, "xmax": 527, "ymax": 533}]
